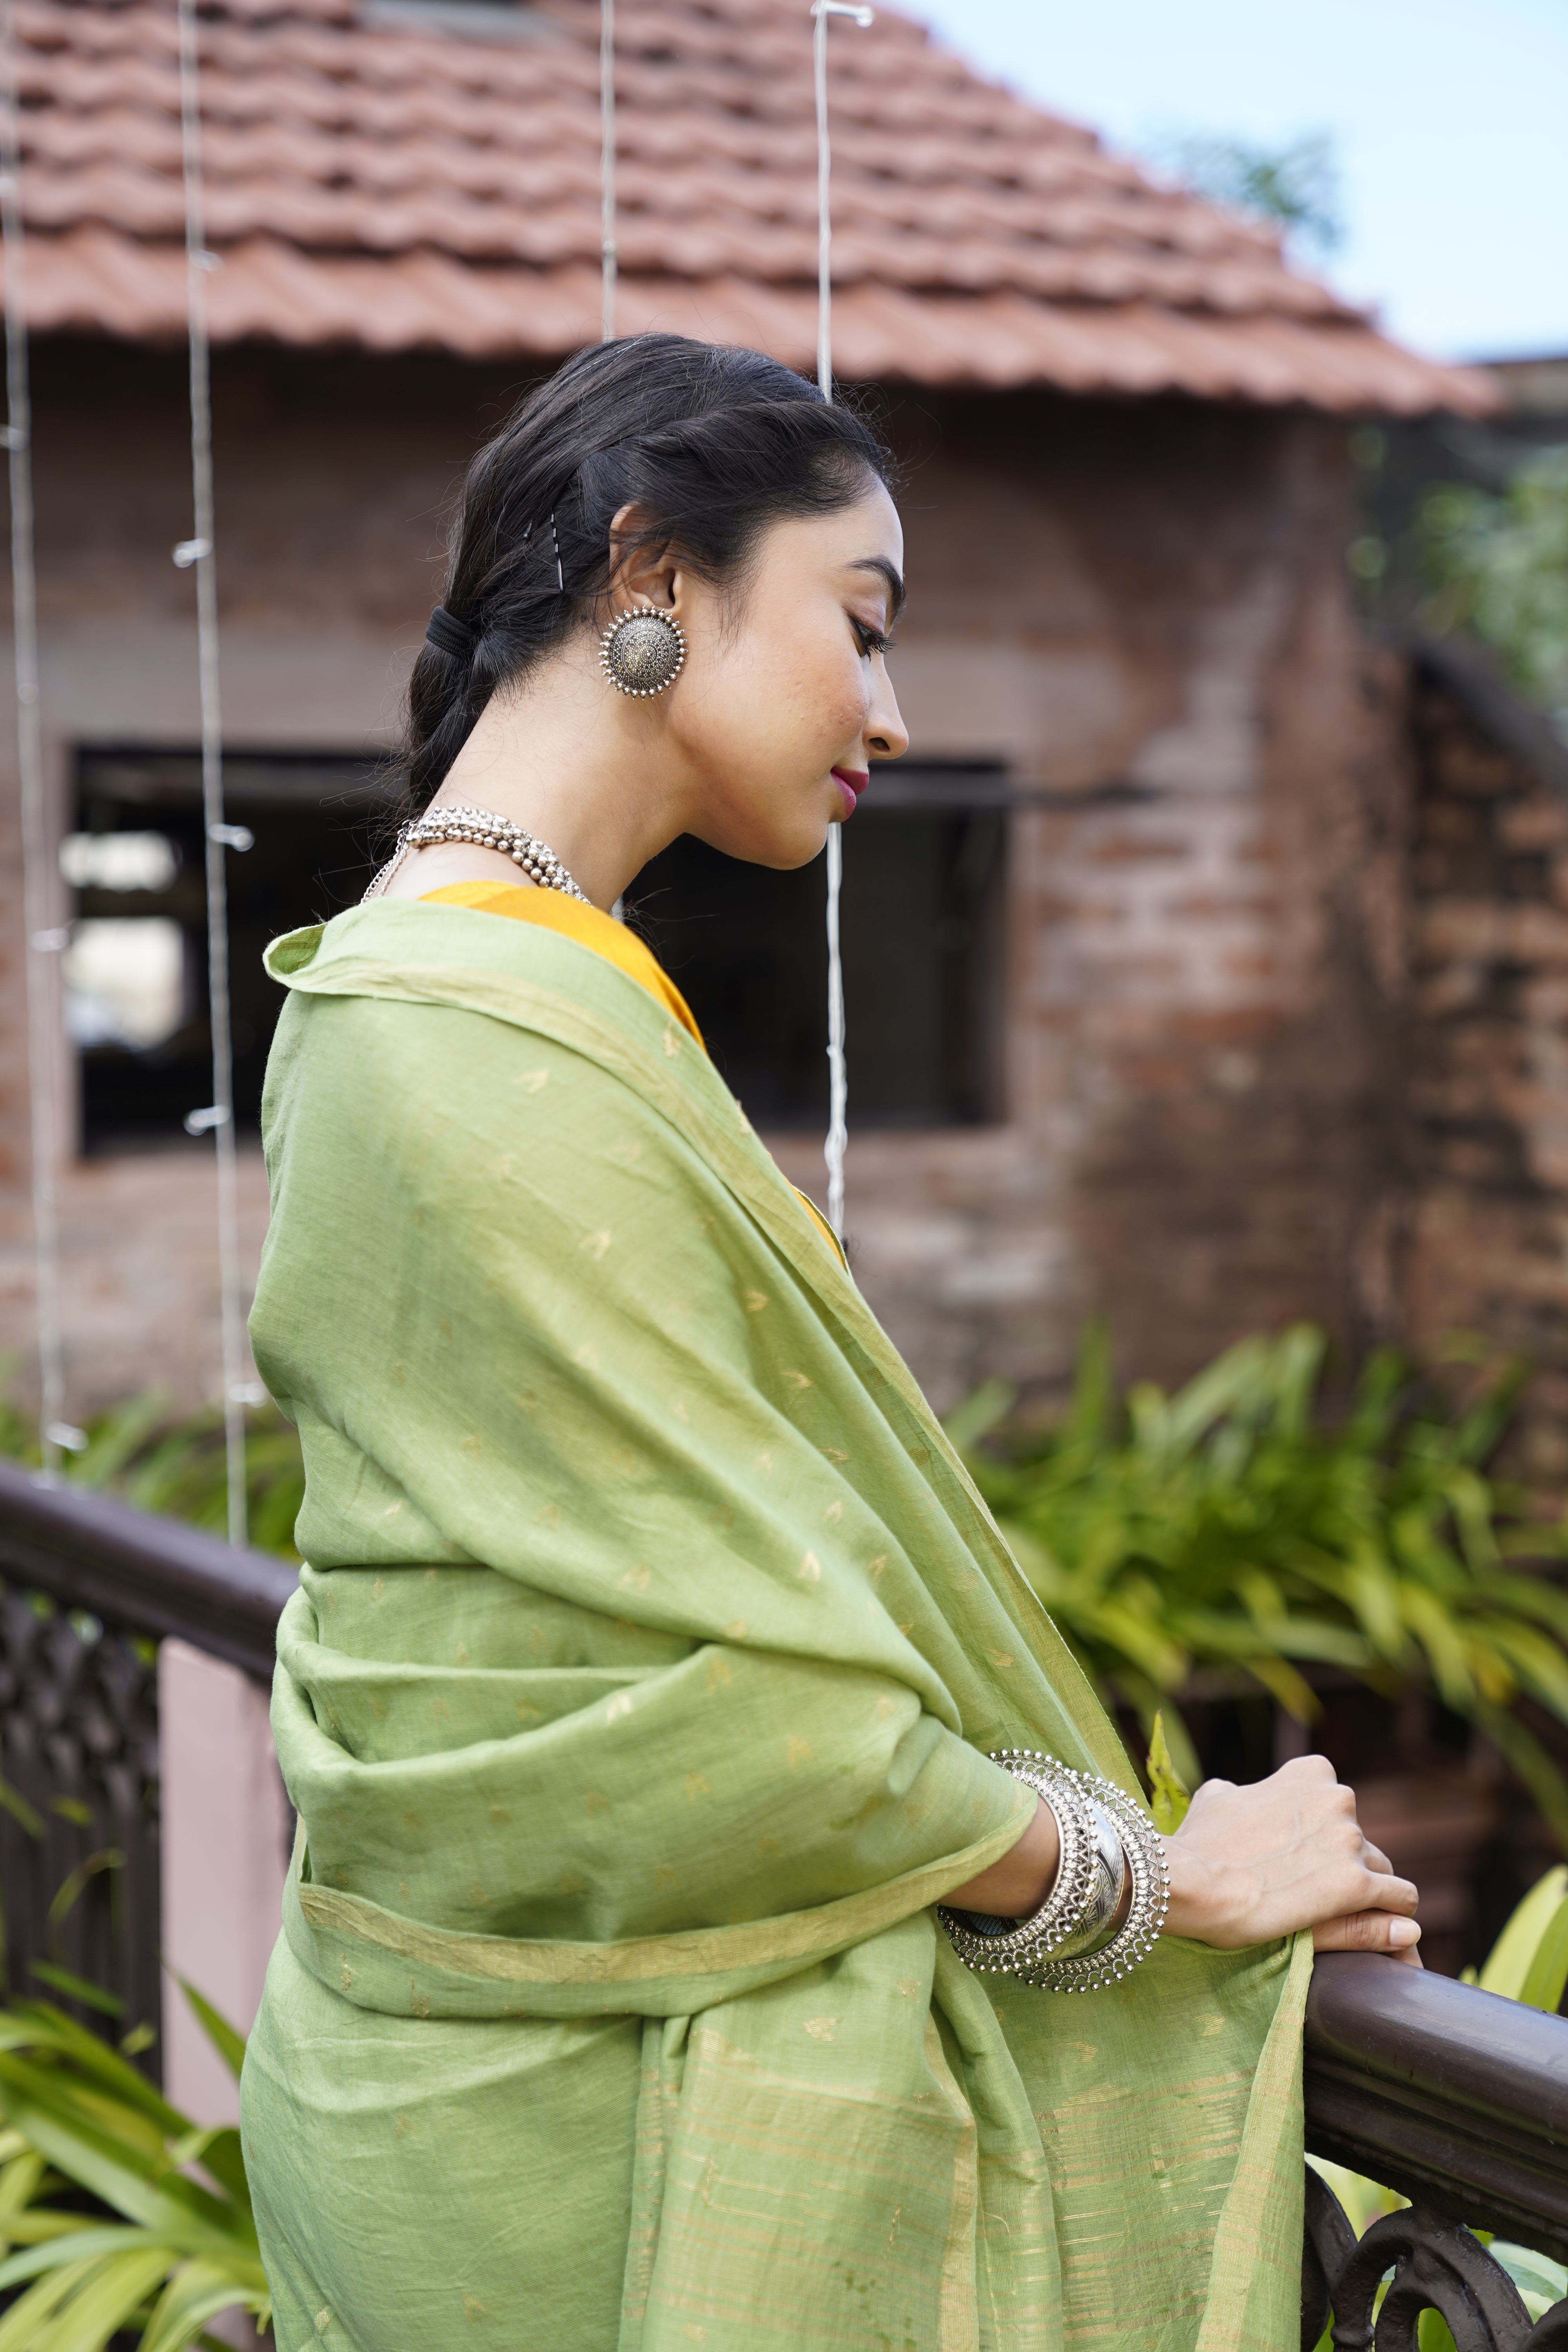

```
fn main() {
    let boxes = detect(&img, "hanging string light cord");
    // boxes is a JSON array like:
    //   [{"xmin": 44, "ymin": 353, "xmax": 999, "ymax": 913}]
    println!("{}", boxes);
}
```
[
  {"xmin": 600, "ymin": 0, "xmax": 616, "ymax": 341},
  {"xmin": 0, "ymin": 0, "xmax": 70, "ymax": 1476},
  {"xmin": 176, "ymin": 0, "xmax": 248, "ymax": 1546},
  {"xmin": 812, "ymin": 0, "xmax": 871, "ymax": 1241}
]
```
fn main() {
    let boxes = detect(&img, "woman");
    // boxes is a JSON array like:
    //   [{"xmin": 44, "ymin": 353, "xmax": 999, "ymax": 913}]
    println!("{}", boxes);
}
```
[{"xmin": 240, "ymin": 334, "xmax": 1419, "ymax": 2352}]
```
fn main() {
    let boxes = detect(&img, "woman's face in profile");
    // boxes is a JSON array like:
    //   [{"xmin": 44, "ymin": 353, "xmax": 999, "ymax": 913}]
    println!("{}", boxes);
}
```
[{"xmin": 659, "ymin": 477, "xmax": 909, "ymax": 871}]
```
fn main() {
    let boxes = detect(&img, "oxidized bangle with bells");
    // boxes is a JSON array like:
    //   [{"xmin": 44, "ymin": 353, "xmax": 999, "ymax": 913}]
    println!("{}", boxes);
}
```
[{"xmin": 940, "ymin": 1750, "xmax": 1170, "ymax": 1992}]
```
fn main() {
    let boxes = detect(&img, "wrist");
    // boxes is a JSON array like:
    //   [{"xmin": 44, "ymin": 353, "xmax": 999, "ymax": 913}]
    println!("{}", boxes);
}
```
[
  {"xmin": 1161, "ymin": 1835, "xmax": 1213, "ymax": 1940},
  {"xmin": 945, "ymin": 1795, "xmax": 1061, "ymax": 1918}
]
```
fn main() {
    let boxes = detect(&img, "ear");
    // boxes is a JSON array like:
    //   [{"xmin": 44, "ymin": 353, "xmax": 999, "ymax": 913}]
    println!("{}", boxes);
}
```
[{"xmin": 606, "ymin": 501, "xmax": 682, "ymax": 614}]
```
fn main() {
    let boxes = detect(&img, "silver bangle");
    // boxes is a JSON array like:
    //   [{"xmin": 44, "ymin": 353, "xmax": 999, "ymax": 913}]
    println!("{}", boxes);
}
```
[{"xmin": 939, "ymin": 1749, "xmax": 1170, "ymax": 1993}]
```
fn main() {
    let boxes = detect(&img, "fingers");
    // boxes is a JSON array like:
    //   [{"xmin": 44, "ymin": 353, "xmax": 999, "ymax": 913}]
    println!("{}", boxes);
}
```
[
  {"xmin": 1359, "ymin": 1868, "xmax": 1419, "ymax": 1915},
  {"xmin": 1362, "ymin": 1840, "xmax": 1394, "ymax": 1877},
  {"xmin": 1314, "ymin": 1909, "xmax": 1422, "ymax": 1956},
  {"xmin": 1321, "ymin": 1860, "xmax": 1418, "ymax": 1916}
]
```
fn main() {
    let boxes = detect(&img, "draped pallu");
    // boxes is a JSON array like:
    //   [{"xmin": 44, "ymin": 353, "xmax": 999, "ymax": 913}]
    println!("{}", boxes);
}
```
[{"xmin": 240, "ymin": 897, "xmax": 1311, "ymax": 2352}]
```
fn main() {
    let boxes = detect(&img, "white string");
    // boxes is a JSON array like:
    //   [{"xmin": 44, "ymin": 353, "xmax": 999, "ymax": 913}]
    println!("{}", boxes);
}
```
[
  {"xmin": 600, "ymin": 0, "xmax": 616, "ymax": 342},
  {"xmin": 176, "ymin": 0, "xmax": 247, "ymax": 1546},
  {"xmin": 811, "ymin": 0, "xmax": 870, "ymax": 1241},
  {"xmin": 0, "ymin": 0, "xmax": 69, "ymax": 1476}
]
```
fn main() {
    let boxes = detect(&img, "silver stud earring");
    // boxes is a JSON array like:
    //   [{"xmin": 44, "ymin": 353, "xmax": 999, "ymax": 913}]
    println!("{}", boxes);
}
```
[{"xmin": 600, "ymin": 604, "xmax": 686, "ymax": 698}]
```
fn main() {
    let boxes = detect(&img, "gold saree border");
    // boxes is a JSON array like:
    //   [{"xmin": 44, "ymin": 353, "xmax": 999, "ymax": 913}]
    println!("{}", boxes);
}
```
[{"xmin": 293, "ymin": 1779, "xmax": 1034, "ymax": 1996}]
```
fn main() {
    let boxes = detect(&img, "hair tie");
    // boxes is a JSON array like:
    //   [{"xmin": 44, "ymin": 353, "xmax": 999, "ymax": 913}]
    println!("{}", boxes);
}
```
[{"xmin": 425, "ymin": 604, "xmax": 478, "ymax": 659}]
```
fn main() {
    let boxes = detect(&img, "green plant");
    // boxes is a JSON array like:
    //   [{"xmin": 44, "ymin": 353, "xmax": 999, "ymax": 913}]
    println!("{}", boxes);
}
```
[
  {"xmin": 1468, "ymin": 1861, "xmax": 1568, "ymax": 2008},
  {"xmin": 952, "ymin": 1325, "xmax": 1568, "ymax": 1838},
  {"xmin": 0, "ymin": 1987, "xmax": 267, "ymax": 2350},
  {"xmin": 1419, "ymin": 447, "xmax": 1568, "ymax": 741},
  {"xmin": 0, "ymin": 1386, "xmax": 303, "ymax": 1563},
  {"xmin": 1144, "ymin": 1712, "xmax": 1191, "ymax": 1834},
  {"xmin": 1155, "ymin": 129, "xmax": 1343, "ymax": 258}
]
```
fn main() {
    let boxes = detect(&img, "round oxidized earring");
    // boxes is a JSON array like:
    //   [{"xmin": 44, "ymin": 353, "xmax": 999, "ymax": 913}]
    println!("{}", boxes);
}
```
[{"xmin": 600, "ymin": 604, "xmax": 686, "ymax": 698}]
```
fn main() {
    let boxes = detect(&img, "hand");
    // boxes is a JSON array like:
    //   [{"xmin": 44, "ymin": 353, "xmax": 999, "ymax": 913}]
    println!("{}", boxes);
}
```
[{"xmin": 1165, "ymin": 1754, "xmax": 1422, "ymax": 1963}]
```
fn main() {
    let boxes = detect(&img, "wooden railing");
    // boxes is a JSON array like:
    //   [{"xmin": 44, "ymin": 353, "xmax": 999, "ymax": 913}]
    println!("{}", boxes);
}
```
[
  {"xmin": 0, "ymin": 1461, "xmax": 293, "ymax": 1680},
  {"xmin": 1, "ymin": 1464, "xmax": 1567, "ymax": 2346},
  {"xmin": 0, "ymin": 1461, "xmax": 295, "ymax": 2067},
  {"xmin": 1305, "ymin": 1952, "xmax": 1568, "ymax": 2345}
]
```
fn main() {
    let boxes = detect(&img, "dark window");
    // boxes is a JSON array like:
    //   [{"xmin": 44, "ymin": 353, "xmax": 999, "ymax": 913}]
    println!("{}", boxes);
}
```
[
  {"xmin": 627, "ymin": 765, "xmax": 1007, "ymax": 1128},
  {"xmin": 67, "ymin": 750, "xmax": 1007, "ymax": 1154},
  {"xmin": 69, "ymin": 748, "xmax": 383, "ymax": 1154}
]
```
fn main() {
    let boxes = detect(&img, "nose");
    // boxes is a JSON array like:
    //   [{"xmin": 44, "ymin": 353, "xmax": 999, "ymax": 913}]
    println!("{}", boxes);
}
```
[{"xmin": 866, "ymin": 662, "xmax": 908, "ymax": 762}]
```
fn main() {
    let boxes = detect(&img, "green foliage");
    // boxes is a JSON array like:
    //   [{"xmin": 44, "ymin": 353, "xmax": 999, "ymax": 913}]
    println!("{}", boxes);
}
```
[
  {"xmin": 952, "ymin": 1325, "xmax": 1568, "ymax": 1841},
  {"xmin": 1419, "ymin": 447, "xmax": 1568, "ymax": 742},
  {"xmin": 1144, "ymin": 1714, "xmax": 1191, "ymax": 1833},
  {"xmin": 0, "ymin": 1384, "xmax": 303, "ymax": 1562},
  {"xmin": 0, "ymin": 1989, "xmax": 268, "ymax": 2351},
  {"xmin": 1158, "ymin": 130, "xmax": 1343, "ymax": 257},
  {"xmin": 1470, "ymin": 1862, "xmax": 1568, "ymax": 2012}
]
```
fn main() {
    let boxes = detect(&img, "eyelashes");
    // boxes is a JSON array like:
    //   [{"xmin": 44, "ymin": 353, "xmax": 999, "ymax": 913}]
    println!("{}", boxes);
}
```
[{"xmin": 852, "ymin": 618, "xmax": 893, "ymax": 657}]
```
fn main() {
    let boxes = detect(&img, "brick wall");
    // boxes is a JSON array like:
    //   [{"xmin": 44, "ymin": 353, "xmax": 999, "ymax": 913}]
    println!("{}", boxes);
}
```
[
  {"xmin": 0, "ymin": 341, "xmax": 1405, "ymax": 1419},
  {"xmin": 1403, "ymin": 649, "xmax": 1568, "ymax": 1483}
]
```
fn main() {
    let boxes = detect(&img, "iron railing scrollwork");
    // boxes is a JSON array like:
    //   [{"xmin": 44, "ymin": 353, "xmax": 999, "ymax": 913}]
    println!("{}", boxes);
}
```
[
  {"xmin": 1303, "ymin": 1953, "xmax": 1568, "ymax": 2348},
  {"xmin": 4, "ymin": 1462, "xmax": 1568, "ymax": 2347},
  {"xmin": 0, "ymin": 1582, "xmax": 160, "ymax": 2036},
  {"xmin": 0, "ymin": 1461, "xmax": 296, "ymax": 2076}
]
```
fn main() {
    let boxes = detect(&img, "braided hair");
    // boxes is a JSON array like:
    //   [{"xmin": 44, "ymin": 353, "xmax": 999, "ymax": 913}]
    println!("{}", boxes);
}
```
[{"xmin": 393, "ymin": 333, "xmax": 894, "ymax": 818}]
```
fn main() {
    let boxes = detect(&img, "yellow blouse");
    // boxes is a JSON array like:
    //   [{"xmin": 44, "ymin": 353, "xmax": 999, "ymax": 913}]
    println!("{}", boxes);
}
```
[
  {"xmin": 421, "ymin": 879, "xmax": 842, "ymax": 1259},
  {"xmin": 422, "ymin": 879, "xmax": 704, "ymax": 1044}
]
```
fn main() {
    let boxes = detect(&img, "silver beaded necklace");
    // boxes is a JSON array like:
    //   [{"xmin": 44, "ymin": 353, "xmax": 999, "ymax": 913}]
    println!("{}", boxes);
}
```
[{"xmin": 364, "ymin": 802, "xmax": 592, "ymax": 905}]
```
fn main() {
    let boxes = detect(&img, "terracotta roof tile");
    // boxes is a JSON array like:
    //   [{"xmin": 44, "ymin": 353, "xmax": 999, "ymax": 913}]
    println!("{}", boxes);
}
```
[{"xmin": 4, "ymin": 0, "xmax": 1494, "ymax": 411}]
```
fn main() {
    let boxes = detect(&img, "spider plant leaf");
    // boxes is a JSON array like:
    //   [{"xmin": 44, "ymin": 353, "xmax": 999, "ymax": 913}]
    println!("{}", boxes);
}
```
[
  {"xmin": 167, "ymin": 2130, "xmax": 249, "ymax": 2214},
  {"xmin": 1397, "ymin": 1584, "xmax": 1477, "ymax": 1709},
  {"xmin": 1479, "ymin": 1865, "xmax": 1568, "ymax": 2000},
  {"xmin": 942, "ymin": 1377, "xmax": 1015, "ymax": 1453},
  {"xmin": 25, "ymin": 1967, "xmax": 122, "ymax": 2021},
  {"xmin": 0, "ymin": 2081, "xmax": 258, "ymax": 2267},
  {"xmin": 30, "ymin": 2242, "xmax": 172, "ymax": 2352},
  {"xmin": 1483, "ymin": 1621, "xmax": 1568, "ymax": 1719},
  {"xmin": 0, "ymin": 1782, "xmax": 44, "ymax": 1841},
  {"xmin": 0, "ymin": 2150, "xmax": 46, "ymax": 2226},
  {"xmin": 139, "ymin": 2258, "xmax": 268, "ymax": 2352},
  {"xmin": 1475, "ymin": 1704, "xmax": 1568, "ymax": 1850},
  {"xmin": 0, "ymin": 2253, "xmax": 104, "ymax": 2352},
  {"xmin": 0, "ymin": 2057, "xmax": 171, "ymax": 2171},
  {"xmin": 0, "ymin": 2006, "xmax": 187, "ymax": 2136},
  {"xmin": 0, "ymin": 2227, "xmax": 174, "ymax": 2294},
  {"xmin": 1481, "ymin": 1573, "xmax": 1568, "ymax": 1639},
  {"xmin": 1238, "ymin": 1653, "xmax": 1319, "ymax": 1723},
  {"xmin": 170, "ymin": 1984, "xmax": 245, "ymax": 2089},
  {"xmin": 1517, "ymin": 1890, "xmax": 1568, "ymax": 2016}
]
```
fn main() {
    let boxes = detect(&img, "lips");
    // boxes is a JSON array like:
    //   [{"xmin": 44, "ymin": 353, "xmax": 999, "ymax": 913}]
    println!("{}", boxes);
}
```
[{"xmin": 832, "ymin": 766, "xmax": 870, "ymax": 815}]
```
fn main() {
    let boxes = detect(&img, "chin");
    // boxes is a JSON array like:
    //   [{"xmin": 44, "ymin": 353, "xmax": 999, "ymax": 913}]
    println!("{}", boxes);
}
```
[
  {"xmin": 701, "ymin": 812, "xmax": 832, "ymax": 871},
  {"xmin": 748, "ymin": 835, "xmax": 829, "ymax": 873}
]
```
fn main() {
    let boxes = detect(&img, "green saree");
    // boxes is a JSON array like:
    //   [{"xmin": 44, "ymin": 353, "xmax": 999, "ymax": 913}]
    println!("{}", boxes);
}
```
[{"xmin": 239, "ymin": 896, "xmax": 1310, "ymax": 2352}]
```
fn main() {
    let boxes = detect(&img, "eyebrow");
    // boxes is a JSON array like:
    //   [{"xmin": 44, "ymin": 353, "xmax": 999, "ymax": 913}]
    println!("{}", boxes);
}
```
[{"xmin": 848, "ymin": 556, "xmax": 906, "ymax": 622}]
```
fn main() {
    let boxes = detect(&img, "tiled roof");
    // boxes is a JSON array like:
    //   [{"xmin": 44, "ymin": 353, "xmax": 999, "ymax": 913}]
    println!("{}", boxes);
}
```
[{"xmin": 7, "ymin": 0, "xmax": 1493, "ymax": 410}]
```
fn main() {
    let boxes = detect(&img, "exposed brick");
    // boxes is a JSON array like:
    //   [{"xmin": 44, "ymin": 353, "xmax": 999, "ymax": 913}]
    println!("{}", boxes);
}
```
[
  {"xmin": 0, "ymin": 349, "xmax": 1451, "ymax": 1437},
  {"xmin": 1502, "ymin": 802, "xmax": 1568, "ymax": 852}
]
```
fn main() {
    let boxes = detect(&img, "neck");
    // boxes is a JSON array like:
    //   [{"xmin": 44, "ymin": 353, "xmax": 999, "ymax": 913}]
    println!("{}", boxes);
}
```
[{"xmin": 395, "ymin": 641, "xmax": 687, "ymax": 911}]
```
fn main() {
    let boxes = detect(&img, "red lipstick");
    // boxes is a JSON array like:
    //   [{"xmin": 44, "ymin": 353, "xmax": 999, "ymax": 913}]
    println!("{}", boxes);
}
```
[{"xmin": 832, "ymin": 766, "xmax": 870, "ymax": 818}]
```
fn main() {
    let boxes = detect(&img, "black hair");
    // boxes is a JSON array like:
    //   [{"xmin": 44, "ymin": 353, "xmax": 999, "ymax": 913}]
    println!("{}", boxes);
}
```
[{"xmin": 391, "ymin": 332, "xmax": 895, "ymax": 817}]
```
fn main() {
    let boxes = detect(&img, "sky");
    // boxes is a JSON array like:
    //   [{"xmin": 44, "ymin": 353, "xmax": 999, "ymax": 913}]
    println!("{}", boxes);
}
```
[{"xmin": 911, "ymin": 0, "xmax": 1568, "ymax": 365}]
